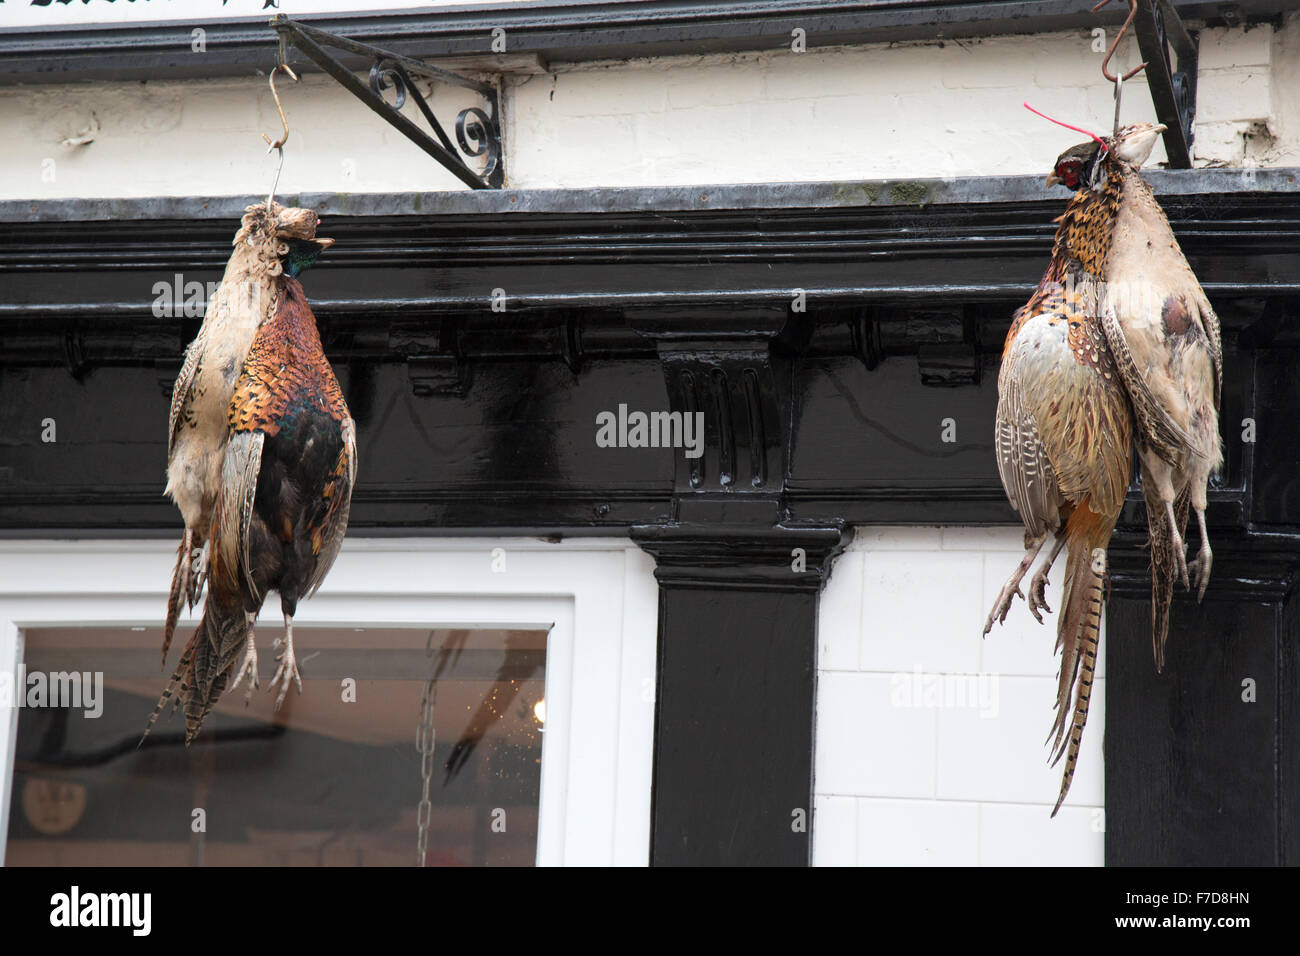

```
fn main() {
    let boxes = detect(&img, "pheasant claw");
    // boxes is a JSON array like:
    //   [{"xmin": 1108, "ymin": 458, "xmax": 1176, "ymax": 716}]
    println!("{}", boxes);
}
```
[
  {"xmin": 270, "ymin": 616, "xmax": 302, "ymax": 711},
  {"xmin": 1027, "ymin": 568, "xmax": 1053, "ymax": 623},
  {"xmin": 230, "ymin": 628, "xmax": 259, "ymax": 704}
]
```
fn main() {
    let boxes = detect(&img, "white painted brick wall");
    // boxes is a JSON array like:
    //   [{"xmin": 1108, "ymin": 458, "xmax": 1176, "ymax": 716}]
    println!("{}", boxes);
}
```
[
  {"xmin": 813, "ymin": 526, "xmax": 1106, "ymax": 867},
  {"xmin": 2, "ymin": 19, "xmax": 1295, "ymax": 200}
]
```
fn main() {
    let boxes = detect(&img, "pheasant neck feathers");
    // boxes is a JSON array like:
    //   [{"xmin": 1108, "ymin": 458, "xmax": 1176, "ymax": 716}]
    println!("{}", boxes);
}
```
[
  {"xmin": 227, "ymin": 276, "xmax": 349, "ymax": 437},
  {"xmin": 1002, "ymin": 165, "xmax": 1124, "ymax": 363},
  {"xmin": 1050, "ymin": 164, "xmax": 1124, "ymax": 281}
]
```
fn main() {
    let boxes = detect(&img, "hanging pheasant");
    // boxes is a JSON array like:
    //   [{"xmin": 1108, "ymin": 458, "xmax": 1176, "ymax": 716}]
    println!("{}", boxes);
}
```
[
  {"xmin": 162, "ymin": 202, "xmax": 327, "ymax": 667},
  {"xmin": 148, "ymin": 233, "xmax": 357, "ymax": 744},
  {"xmin": 984, "ymin": 126, "xmax": 1169, "ymax": 814},
  {"xmin": 1096, "ymin": 128, "xmax": 1223, "ymax": 670}
]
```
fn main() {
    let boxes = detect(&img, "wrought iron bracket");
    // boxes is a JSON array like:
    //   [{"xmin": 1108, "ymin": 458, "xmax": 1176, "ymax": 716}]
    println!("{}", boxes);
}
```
[
  {"xmin": 1132, "ymin": 0, "xmax": 1198, "ymax": 169},
  {"xmin": 271, "ymin": 16, "xmax": 503, "ymax": 189}
]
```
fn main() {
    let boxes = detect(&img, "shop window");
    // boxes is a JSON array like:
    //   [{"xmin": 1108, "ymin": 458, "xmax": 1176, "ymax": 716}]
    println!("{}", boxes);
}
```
[{"xmin": 7, "ymin": 625, "xmax": 549, "ymax": 866}]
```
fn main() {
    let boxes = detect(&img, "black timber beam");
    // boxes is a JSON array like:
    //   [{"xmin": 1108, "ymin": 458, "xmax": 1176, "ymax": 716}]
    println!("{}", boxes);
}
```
[
  {"xmin": 2, "ymin": 174, "xmax": 1299, "ymax": 542},
  {"xmin": 0, "ymin": 0, "xmax": 1291, "ymax": 85},
  {"xmin": 4, "ymin": 168, "xmax": 1299, "ymax": 222}
]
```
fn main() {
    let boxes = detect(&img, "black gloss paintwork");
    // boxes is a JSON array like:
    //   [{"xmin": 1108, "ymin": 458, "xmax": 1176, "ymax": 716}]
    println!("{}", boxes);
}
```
[
  {"xmin": 0, "ymin": 1, "xmax": 1289, "ymax": 86},
  {"xmin": 2, "ymin": 186, "xmax": 1298, "ymax": 864},
  {"xmin": 1105, "ymin": 599, "xmax": 1282, "ymax": 865}
]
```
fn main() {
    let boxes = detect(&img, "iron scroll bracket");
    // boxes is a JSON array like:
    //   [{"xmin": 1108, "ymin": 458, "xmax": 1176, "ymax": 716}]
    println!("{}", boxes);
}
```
[
  {"xmin": 1131, "ymin": 0, "xmax": 1198, "ymax": 169},
  {"xmin": 271, "ymin": 16, "xmax": 503, "ymax": 189}
]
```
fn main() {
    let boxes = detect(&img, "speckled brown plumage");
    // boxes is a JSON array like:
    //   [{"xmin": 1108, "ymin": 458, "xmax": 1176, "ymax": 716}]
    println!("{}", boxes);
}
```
[
  {"xmin": 1004, "ymin": 161, "xmax": 1123, "ymax": 349},
  {"xmin": 147, "ymin": 268, "xmax": 356, "ymax": 745},
  {"xmin": 1100, "ymin": 151, "xmax": 1224, "ymax": 667},
  {"xmin": 162, "ymin": 202, "xmax": 327, "ymax": 669},
  {"xmin": 227, "ymin": 277, "xmax": 350, "ymax": 439},
  {"xmin": 987, "ymin": 145, "xmax": 1133, "ymax": 817}
]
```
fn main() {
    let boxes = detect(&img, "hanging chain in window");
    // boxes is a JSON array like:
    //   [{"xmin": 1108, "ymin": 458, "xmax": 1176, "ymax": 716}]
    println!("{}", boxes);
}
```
[{"xmin": 415, "ymin": 633, "xmax": 439, "ymax": 867}]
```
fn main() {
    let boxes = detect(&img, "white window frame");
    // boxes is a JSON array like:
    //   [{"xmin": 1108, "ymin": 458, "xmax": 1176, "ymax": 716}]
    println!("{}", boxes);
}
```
[{"xmin": 0, "ymin": 536, "xmax": 658, "ymax": 867}]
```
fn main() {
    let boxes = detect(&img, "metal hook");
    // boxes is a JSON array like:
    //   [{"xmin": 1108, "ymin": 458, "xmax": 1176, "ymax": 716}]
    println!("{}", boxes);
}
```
[
  {"xmin": 1091, "ymin": 0, "xmax": 1149, "ymax": 83},
  {"xmin": 262, "ymin": 62, "xmax": 299, "ymax": 208},
  {"xmin": 263, "ymin": 63, "xmax": 298, "ymax": 152},
  {"xmin": 1112, "ymin": 73, "xmax": 1125, "ymax": 138}
]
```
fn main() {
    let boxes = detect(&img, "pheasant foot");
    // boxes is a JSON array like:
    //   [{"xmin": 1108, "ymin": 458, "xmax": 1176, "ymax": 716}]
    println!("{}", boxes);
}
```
[
  {"xmin": 1026, "ymin": 536, "xmax": 1067, "ymax": 623},
  {"xmin": 1027, "ymin": 567, "xmax": 1052, "ymax": 623},
  {"xmin": 190, "ymin": 541, "xmax": 210, "ymax": 603},
  {"xmin": 1164, "ymin": 499, "xmax": 1190, "ymax": 591},
  {"xmin": 983, "ymin": 534, "xmax": 1047, "ymax": 636},
  {"xmin": 1186, "ymin": 508, "xmax": 1212, "ymax": 603},
  {"xmin": 230, "ymin": 621, "xmax": 259, "ymax": 704},
  {"xmin": 270, "ymin": 615, "xmax": 303, "ymax": 710},
  {"xmin": 984, "ymin": 581, "xmax": 1024, "ymax": 635}
]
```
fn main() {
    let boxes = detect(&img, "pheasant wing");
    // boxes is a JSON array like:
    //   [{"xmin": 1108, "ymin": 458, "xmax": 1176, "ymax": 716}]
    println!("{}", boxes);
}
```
[
  {"xmin": 1101, "ymin": 167, "xmax": 1221, "ymax": 460},
  {"xmin": 305, "ymin": 417, "xmax": 356, "ymax": 598},
  {"xmin": 1000, "ymin": 295, "xmax": 1133, "ymax": 524},
  {"xmin": 167, "ymin": 332, "xmax": 205, "ymax": 460},
  {"xmin": 215, "ymin": 429, "xmax": 265, "ymax": 599}
]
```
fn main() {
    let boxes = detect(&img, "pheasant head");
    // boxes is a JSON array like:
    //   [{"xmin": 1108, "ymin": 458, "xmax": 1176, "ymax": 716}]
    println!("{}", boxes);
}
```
[
  {"xmin": 1107, "ymin": 121, "xmax": 1166, "ymax": 169},
  {"xmin": 282, "ymin": 237, "xmax": 335, "ymax": 278},
  {"xmin": 233, "ymin": 201, "xmax": 321, "ymax": 246},
  {"xmin": 225, "ymin": 201, "xmax": 331, "ymax": 283},
  {"xmin": 1046, "ymin": 140, "xmax": 1105, "ymax": 190},
  {"xmin": 1046, "ymin": 122, "xmax": 1166, "ymax": 191}
]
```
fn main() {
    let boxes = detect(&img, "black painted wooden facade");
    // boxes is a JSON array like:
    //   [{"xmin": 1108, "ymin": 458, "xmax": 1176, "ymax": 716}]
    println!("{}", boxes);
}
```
[{"xmin": 2, "ymin": 174, "xmax": 1298, "ymax": 864}]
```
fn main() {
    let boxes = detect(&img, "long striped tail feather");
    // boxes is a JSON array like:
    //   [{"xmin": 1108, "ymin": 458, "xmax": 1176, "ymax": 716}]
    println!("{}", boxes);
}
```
[
  {"xmin": 182, "ymin": 608, "xmax": 250, "ymax": 744},
  {"xmin": 146, "ymin": 562, "xmax": 252, "ymax": 746},
  {"xmin": 1049, "ymin": 545, "xmax": 1107, "ymax": 817},
  {"xmin": 1148, "ymin": 483, "xmax": 1191, "ymax": 673},
  {"xmin": 162, "ymin": 532, "xmax": 192, "ymax": 667},
  {"xmin": 140, "ymin": 629, "xmax": 199, "ymax": 747}
]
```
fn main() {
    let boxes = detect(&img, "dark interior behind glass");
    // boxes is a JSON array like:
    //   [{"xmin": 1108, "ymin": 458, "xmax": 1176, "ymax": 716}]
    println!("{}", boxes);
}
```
[{"xmin": 6, "ymin": 626, "xmax": 548, "ymax": 866}]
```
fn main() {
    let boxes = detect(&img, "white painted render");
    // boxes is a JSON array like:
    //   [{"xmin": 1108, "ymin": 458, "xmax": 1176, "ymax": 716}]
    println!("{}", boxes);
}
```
[
  {"xmin": 813, "ymin": 526, "xmax": 1106, "ymax": 867},
  {"xmin": 1, "ymin": 18, "xmax": 1295, "ymax": 200}
]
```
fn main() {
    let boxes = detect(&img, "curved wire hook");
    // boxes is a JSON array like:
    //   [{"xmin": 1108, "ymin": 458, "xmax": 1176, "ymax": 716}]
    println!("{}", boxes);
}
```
[
  {"xmin": 262, "ymin": 62, "xmax": 299, "ymax": 208},
  {"xmin": 262, "ymin": 63, "xmax": 299, "ymax": 153},
  {"xmin": 1091, "ymin": 0, "xmax": 1149, "ymax": 82}
]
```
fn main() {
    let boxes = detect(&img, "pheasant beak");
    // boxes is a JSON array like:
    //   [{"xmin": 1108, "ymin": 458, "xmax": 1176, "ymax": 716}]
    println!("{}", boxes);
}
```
[
  {"xmin": 1045, "ymin": 173, "xmax": 1063, "ymax": 187},
  {"xmin": 314, "ymin": 238, "xmax": 335, "ymax": 251}
]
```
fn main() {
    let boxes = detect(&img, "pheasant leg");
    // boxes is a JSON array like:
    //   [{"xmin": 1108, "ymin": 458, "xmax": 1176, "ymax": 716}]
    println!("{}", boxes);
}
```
[
  {"xmin": 1186, "ymin": 508, "xmax": 1212, "ymax": 603},
  {"xmin": 270, "ymin": 614, "xmax": 303, "ymax": 710},
  {"xmin": 1164, "ymin": 499, "xmax": 1190, "ymax": 591},
  {"xmin": 1027, "ymin": 535, "xmax": 1068, "ymax": 623},
  {"xmin": 229, "ymin": 614, "xmax": 260, "ymax": 703},
  {"xmin": 190, "ymin": 540, "xmax": 210, "ymax": 602},
  {"xmin": 983, "ymin": 533, "xmax": 1048, "ymax": 636},
  {"xmin": 177, "ymin": 528, "xmax": 193, "ymax": 608}
]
